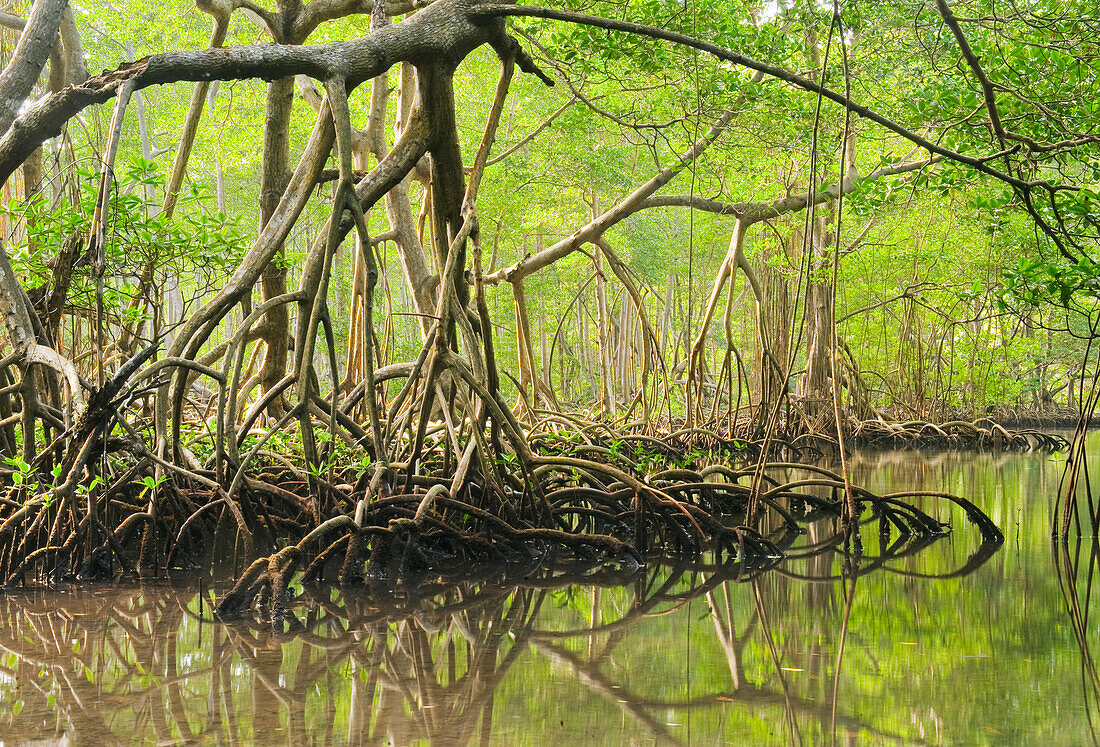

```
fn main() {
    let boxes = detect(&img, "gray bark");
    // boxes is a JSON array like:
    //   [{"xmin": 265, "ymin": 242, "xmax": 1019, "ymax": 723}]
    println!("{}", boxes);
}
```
[{"xmin": 0, "ymin": 0, "xmax": 67, "ymax": 135}]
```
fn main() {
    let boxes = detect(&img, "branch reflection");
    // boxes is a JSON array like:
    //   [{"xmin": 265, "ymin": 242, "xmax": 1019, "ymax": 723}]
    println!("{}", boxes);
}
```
[{"xmin": 0, "ymin": 504, "xmax": 1001, "ymax": 745}]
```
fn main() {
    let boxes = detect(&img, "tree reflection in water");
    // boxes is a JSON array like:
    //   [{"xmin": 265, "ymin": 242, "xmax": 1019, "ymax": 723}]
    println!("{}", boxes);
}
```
[
  {"xmin": 1056, "ymin": 538, "xmax": 1100, "ymax": 746},
  {"xmin": 0, "ymin": 493, "xmax": 1002, "ymax": 746}
]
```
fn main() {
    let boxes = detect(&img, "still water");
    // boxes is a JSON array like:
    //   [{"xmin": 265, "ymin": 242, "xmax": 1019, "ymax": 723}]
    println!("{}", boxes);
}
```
[{"xmin": 0, "ymin": 443, "xmax": 1096, "ymax": 745}]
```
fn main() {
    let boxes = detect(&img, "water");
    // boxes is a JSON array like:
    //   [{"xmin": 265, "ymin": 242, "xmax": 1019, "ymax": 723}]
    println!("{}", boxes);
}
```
[{"xmin": 0, "ymin": 444, "xmax": 1095, "ymax": 745}]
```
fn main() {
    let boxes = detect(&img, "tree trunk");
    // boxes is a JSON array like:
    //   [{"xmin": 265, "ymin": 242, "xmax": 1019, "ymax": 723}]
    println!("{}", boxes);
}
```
[
  {"xmin": 255, "ymin": 75, "xmax": 295, "ymax": 415},
  {"xmin": 802, "ymin": 213, "xmax": 834, "ymax": 427}
]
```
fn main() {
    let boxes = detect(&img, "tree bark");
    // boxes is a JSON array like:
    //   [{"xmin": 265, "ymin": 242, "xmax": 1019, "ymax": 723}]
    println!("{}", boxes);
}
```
[{"xmin": 0, "ymin": 0, "xmax": 67, "ymax": 135}]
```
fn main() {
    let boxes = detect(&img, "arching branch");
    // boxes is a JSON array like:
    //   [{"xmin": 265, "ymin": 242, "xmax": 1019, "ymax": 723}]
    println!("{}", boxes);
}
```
[
  {"xmin": 640, "ymin": 156, "xmax": 944, "ymax": 226},
  {"xmin": 470, "ymin": 3, "xmax": 1032, "ymax": 191},
  {"xmin": 0, "ymin": 0, "xmax": 506, "ymax": 186}
]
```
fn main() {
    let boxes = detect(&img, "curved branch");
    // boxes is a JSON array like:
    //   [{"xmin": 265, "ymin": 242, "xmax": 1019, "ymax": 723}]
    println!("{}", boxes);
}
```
[
  {"xmin": 640, "ymin": 156, "xmax": 943, "ymax": 226},
  {"xmin": 294, "ymin": 0, "xmax": 424, "ymax": 39},
  {"xmin": 0, "ymin": 0, "xmax": 503, "ymax": 186}
]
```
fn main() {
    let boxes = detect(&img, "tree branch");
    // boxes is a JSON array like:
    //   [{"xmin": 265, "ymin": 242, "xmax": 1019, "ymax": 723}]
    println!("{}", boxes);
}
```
[
  {"xmin": 484, "ymin": 107, "xmax": 738, "ymax": 284},
  {"xmin": 933, "ymin": 0, "xmax": 1006, "ymax": 148},
  {"xmin": 469, "ymin": 3, "xmax": 1033, "ymax": 192},
  {"xmin": 0, "ymin": 0, "xmax": 506, "ymax": 187},
  {"xmin": 0, "ymin": 0, "xmax": 68, "ymax": 134},
  {"xmin": 640, "ymin": 156, "xmax": 943, "ymax": 226}
]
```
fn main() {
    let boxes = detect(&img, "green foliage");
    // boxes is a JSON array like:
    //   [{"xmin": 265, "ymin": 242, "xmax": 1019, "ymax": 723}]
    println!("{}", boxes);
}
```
[
  {"xmin": 1000, "ymin": 254, "xmax": 1100, "ymax": 312},
  {"xmin": 3, "ymin": 0, "xmax": 1097, "ymax": 429},
  {"xmin": 3, "ymin": 156, "xmax": 248, "ymax": 331},
  {"xmin": 4, "ymin": 456, "xmax": 38, "ymax": 496},
  {"xmin": 135, "ymin": 474, "xmax": 164, "ymax": 500}
]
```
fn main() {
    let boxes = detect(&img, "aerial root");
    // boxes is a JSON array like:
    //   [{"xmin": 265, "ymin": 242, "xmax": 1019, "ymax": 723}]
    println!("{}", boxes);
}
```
[
  {"xmin": 0, "ymin": 337, "xmax": 1009, "ymax": 620},
  {"xmin": 0, "ymin": 394, "xmax": 1008, "ymax": 618},
  {"xmin": 848, "ymin": 418, "xmax": 1069, "ymax": 452},
  {"xmin": 204, "ymin": 445, "xmax": 999, "ymax": 621}
]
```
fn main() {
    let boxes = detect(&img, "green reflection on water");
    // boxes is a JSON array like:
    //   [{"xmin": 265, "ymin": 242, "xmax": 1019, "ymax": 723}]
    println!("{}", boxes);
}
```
[{"xmin": 0, "ymin": 443, "xmax": 1095, "ymax": 745}]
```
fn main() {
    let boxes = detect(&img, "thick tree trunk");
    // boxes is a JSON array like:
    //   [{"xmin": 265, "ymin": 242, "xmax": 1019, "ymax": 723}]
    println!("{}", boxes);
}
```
[{"xmin": 256, "ymin": 75, "xmax": 296, "ymax": 414}]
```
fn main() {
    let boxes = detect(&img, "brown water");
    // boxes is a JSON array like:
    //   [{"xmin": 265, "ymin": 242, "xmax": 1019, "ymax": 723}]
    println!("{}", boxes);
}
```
[{"xmin": 0, "ymin": 444, "xmax": 1096, "ymax": 745}]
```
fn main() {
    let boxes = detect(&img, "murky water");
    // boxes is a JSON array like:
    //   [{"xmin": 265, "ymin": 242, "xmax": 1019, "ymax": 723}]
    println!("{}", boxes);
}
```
[{"xmin": 0, "ymin": 442, "xmax": 1097, "ymax": 745}]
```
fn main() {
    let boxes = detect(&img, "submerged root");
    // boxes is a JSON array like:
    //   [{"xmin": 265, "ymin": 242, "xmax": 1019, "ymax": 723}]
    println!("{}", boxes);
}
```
[
  {"xmin": 0, "ymin": 346, "xmax": 1008, "ymax": 626},
  {"xmin": 848, "ymin": 418, "xmax": 1069, "ymax": 452},
  {"xmin": 209, "ymin": 442, "xmax": 1000, "ymax": 621}
]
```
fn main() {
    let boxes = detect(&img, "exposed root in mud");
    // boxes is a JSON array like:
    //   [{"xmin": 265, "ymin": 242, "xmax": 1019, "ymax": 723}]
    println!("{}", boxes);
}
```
[
  {"xmin": 0, "ymin": 325, "xmax": 1012, "ymax": 615},
  {"xmin": 0, "ymin": 346, "xmax": 1009, "ymax": 616},
  {"xmin": 525, "ymin": 411, "xmax": 1067, "ymax": 467}
]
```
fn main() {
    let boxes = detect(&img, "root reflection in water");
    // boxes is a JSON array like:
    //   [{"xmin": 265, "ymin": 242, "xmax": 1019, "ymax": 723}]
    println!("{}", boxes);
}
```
[{"xmin": 0, "ymin": 514, "xmax": 1001, "ymax": 746}]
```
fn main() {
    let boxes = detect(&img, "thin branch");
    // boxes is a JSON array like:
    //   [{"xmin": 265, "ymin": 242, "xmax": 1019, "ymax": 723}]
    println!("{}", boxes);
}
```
[
  {"xmin": 485, "ymin": 107, "xmax": 738, "ymax": 284},
  {"xmin": 640, "ymin": 156, "xmax": 943, "ymax": 225},
  {"xmin": 472, "ymin": 95, "xmax": 575, "ymax": 170}
]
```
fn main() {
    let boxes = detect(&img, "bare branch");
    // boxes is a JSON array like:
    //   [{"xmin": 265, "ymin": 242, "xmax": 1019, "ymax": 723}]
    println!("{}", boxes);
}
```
[
  {"xmin": 294, "ymin": 0, "xmax": 425, "ymax": 39},
  {"xmin": 485, "ymin": 107, "xmax": 738, "ymax": 284},
  {"xmin": 0, "ymin": 0, "xmax": 68, "ymax": 134},
  {"xmin": 640, "ymin": 157, "xmax": 944, "ymax": 226},
  {"xmin": 0, "ymin": 11, "xmax": 24, "ymax": 31},
  {"xmin": 469, "ymin": 94, "xmax": 575, "ymax": 170}
]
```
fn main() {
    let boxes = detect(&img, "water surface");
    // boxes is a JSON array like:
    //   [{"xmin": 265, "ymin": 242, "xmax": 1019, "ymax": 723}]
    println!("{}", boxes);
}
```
[{"xmin": 0, "ymin": 443, "xmax": 1095, "ymax": 745}]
